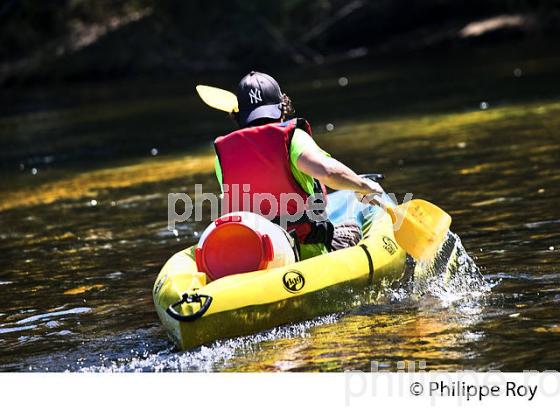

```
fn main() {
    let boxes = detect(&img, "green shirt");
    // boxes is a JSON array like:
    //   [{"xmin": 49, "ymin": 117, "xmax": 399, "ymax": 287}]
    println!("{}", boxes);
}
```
[{"xmin": 214, "ymin": 127, "xmax": 330, "ymax": 259}]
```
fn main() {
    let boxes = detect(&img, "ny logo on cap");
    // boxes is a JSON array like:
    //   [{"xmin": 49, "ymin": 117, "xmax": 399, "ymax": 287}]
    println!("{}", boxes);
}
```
[{"xmin": 248, "ymin": 88, "xmax": 262, "ymax": 104}]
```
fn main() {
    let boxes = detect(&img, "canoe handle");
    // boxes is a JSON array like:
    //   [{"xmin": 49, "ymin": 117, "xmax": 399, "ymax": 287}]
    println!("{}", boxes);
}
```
[{"xmin": 166, "ymin": 293, "xmax": 213, "ymax": 322}]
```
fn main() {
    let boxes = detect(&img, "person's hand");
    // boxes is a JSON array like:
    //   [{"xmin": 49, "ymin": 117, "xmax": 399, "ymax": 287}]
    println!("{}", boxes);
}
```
[{"xmin": 355, "ymin": 179, "xmax": 384, "ymax": 206}]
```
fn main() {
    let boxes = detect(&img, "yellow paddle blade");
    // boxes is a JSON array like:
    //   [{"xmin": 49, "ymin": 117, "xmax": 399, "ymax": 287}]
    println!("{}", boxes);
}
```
[
  {"xmin": 195, "ymin": 85, "xmax": 239, "ymax": 113},
  {"xmin": 390, "ymin": 199, "xmax": 452, "ymax": 261}
]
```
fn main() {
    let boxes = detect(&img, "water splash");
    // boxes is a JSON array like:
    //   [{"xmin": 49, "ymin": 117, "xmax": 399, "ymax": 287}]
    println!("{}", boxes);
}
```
[
  {"xmin": 412, "ymin": 231, "xmax": 492, "ymax": 304},
  {"xmin": 78, "ymin": 315, "xmax": 339, "ymax": 372}
]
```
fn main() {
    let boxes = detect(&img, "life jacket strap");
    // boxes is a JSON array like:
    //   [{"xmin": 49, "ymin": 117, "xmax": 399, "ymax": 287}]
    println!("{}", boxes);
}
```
[{"xmin": 272, "ymin": 214, "xmax": 334, "ymax": 250}]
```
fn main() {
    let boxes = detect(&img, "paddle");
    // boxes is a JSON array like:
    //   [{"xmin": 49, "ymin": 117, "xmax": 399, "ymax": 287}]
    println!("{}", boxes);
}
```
[
  {"xmin": 196, "ymin": 85, "xmax": 452, "ymax": 261},
  {"xmin": 359, "ymin": 174, "xmax": 451, "ymax": 260},
  {"xmin": 366, "ymin": 195, "xmax": 451, "ymax": 262},
  {"xmin": 196, "ymin": 85, "xmax": 239, "ymax": 113}
]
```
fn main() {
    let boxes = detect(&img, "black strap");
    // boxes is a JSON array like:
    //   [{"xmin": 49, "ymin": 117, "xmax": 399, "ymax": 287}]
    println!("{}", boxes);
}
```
[
  {"xmin": 274, "ymin": 211, "xmax": 334, "ymax": 250},
  {"xmin": 359, "ymin": 244, "xmax": 375, "ymax": 284},
  {"xmin": 288, "ymin": 230, "xmax": 301, "ymax": 262},
  {"xmin": 303, "ymin": 219, "xmax": 334, "ymax": 251}
]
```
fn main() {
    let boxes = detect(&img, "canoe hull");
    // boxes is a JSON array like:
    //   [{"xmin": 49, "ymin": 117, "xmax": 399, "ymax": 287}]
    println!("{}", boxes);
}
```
[{"xmin": 153, "ymin": 212, "xmax": 407, "ymax": 350}]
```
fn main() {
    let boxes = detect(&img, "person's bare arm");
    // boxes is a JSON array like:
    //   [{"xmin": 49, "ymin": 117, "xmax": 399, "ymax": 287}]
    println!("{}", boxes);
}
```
[{"xmin": 296, "ymin": 147, "xmax": 383, "ymax": 195}]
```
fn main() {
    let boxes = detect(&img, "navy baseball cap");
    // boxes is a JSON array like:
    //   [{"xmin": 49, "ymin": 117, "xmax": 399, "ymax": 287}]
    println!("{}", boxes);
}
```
[{"xmin": 236, "ymin": 71, "xmax": 283, "ymax": 126}]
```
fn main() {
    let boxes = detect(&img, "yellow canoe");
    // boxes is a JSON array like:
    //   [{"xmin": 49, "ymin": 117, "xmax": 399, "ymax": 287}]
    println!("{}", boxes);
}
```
[{"xmin": 153, "ymin": 195, "xmax": 408, "ymax": 350}]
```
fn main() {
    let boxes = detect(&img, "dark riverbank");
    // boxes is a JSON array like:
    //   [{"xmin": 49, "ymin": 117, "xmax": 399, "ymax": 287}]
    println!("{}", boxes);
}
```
[{"xmin": 1, "ymin": 1, "xmax": 559, "ymax": 87}]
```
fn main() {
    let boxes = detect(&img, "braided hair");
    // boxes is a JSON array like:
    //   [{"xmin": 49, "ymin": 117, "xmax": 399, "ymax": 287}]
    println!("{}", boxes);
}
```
[{"xmin": 280, "ymin": 93, "xmax": 295, "ymax": 122}]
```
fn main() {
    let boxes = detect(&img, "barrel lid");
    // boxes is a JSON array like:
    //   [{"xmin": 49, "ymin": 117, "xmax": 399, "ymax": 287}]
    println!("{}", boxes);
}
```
[{"xmin": 196, "ymin": 218, "xmax": 273, "ymax": 280}]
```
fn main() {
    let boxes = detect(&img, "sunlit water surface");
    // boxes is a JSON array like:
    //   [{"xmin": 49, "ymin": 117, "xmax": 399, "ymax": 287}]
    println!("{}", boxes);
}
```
[{"xmin": 1, "ymin": 51, "xmax": 559, "ymax": 371}]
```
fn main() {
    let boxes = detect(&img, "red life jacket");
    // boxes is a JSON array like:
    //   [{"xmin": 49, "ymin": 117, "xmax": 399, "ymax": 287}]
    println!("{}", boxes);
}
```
[{"xmin": 215, "ymin": 118, "xmax": 332, "ymax": 247}]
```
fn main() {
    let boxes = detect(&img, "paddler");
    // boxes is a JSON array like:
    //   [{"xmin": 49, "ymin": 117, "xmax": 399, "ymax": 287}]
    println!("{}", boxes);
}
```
[{"xmin": 214, "ymin": 71, "xmax": 383, "ymax": 259}]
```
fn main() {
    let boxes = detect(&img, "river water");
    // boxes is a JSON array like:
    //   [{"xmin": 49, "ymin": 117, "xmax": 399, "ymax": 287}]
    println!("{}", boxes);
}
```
[{"xmin": 1, "ymin": 47, "xmax": 559, "ymax": 372}]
